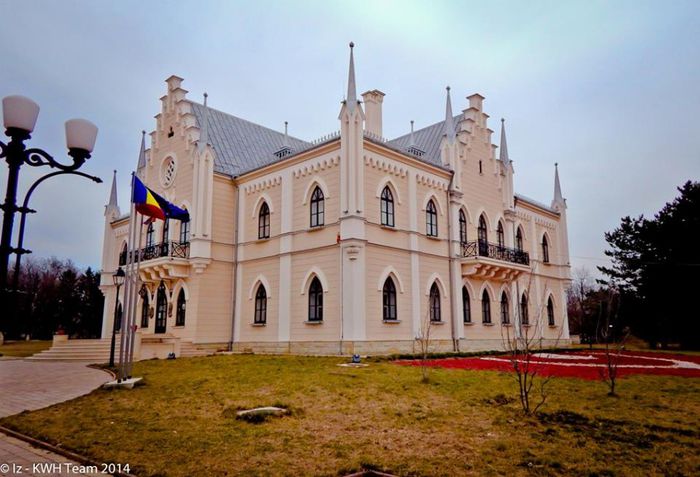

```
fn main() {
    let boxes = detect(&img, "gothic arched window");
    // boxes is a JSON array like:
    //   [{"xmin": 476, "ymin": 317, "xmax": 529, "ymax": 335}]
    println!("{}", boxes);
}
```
[
  {"xmin": 380, "ymin": 186, "xmax": 395, "ymax": 227},
  {"xmin": 258, "ymin": 202, "xmax": 270, "ymax": 239},
  {"xmin": 516, "ymin": 227, "xmax": 524, "ymax": 252},
  {"xmin": 520, "ymin": 294, "xmax": 529, "ymax": 326},
  {"xmin": 176, "ymin": 289, "xmax": 186, "ymax": 326},
  {"xmin": 308, "ymin": 277, "xmax": 323, "ymax": 321},
  {"xmin": 140, "ymin": 287, "xmax": 149, "ymax": 329},
  {"xmin": 429, "ymin": 282, "xmax": 441, "ymax": 322},
  {"xmin": 382, "ymin": 277, "xmax": 397, "ymax": 321},
  {"xmin": 478, "ymin": 215, "xmax": 488, "ymax": 255},
  {"xmin": 146, "ymin": 222, "xmax": 155, "ymax": 248},
  {"xmin": 542, "ymin": 235, "xmax": 550, "ymax": 263},
  {"xmin": 180, "ymin": 213, "xmax": 190, "ymax": 243},
  {"xmin": 459, "ymin": 209, "xmax": 468, "ymax": 245},
  {"xmin": 497, "ymin": 221, "xmax": 505, "ymax": 248},
  {"xmin": 482, "ymin": 290, "xmax": 491, "ymax": 324},
  {"xmin": 462, "ymin": 286, "xmax": 471, "ymax": 323},
  {"xmin": 254, "ymin": 285, "xmax": 267, "ymax": 324},
  {"xmin": 162, "ymin": 218, "xmax": 170, "ymax": 243},
  {"xmin": 426, "ymin": 200, "xmax": 438, "ymax": 237},
  {"xmin": 547, "ymin": 297, "xmax": 555, "ymax": 326},
  {"xmin": 501, "ymin": 292, "xmax": 510, "ymax": 324},
  {"xmin": 310, "ymin": 187, "xmax": 324, "ymax": 228}
]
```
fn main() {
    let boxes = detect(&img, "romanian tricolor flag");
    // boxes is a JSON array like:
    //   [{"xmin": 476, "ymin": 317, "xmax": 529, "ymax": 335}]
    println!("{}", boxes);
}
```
[{"xmin": 131, "ymin": 176, "xmax": 190, "ymax": 222}]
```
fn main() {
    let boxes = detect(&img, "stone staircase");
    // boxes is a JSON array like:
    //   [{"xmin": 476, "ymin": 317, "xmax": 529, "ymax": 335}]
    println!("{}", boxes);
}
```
[
  {"xmin": 27, "ymin": 337, "xmax": 213, "ymax": 362},
  {"xmin": 27, "ymin": 338, "xmax": 118, "ymax": 363}
]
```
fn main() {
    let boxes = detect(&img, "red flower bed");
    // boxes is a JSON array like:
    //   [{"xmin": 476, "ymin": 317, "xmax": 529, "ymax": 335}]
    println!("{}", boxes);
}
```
[{"xmin": 396, "ymin": 351, "xmax": 700, "ymax": 380}]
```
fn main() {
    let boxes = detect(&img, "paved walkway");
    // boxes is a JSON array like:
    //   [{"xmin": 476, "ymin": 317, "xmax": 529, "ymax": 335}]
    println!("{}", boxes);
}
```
[
  {"xmin": 0, "ymin": 360, "xmax": 111, "ymax": 418},
  {"xmin": 0, "ymin": 360, "xmax": 111, "ymax": 476}
]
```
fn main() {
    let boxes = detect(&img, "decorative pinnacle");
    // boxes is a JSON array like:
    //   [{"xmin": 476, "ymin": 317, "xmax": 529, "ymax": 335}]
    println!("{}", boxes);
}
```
[{"xmin": 444, "ymin": 86, "xmax": 456, "ymax": 144}]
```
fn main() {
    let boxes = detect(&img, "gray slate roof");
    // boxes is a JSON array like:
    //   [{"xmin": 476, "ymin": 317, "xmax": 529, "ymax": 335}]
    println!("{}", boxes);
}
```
[
  {"xmin": 190, "ymin": 101, "xmax": 312, "ymax": 176},
  {"xmin": 514, "ymin": 193, "xmax": 559, "ymax": 215},
  {"xmin": 386, "ymin": 115, "xmax": 461, "ymax": 167}
]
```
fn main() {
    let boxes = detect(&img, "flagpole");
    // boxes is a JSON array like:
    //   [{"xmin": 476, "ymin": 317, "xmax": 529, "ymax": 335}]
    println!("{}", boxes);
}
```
[
  {"xmin": 118, "ymin": 188, "xmax": 137, "ymax": 382},
  {"xmin": 126, "ymin": 213, "xmax": 144, "ymax": 378}
]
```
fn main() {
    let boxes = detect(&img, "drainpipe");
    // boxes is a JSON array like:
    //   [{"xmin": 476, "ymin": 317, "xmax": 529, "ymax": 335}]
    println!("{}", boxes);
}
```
[
  {"xmin": 228, "ymin": 177, "xmax": 240, "ymax": 351},
  {"xmin": 446, "ymin": 171, "xmax": 458, "ymax": 352}
]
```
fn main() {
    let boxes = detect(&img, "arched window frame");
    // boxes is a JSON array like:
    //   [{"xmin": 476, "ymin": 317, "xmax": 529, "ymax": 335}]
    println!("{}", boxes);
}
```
[
  {"xmin": 162, "ymin": 218, "xmax": 170, "ymax": 243},
  {"xmin": 542, "ymin": 234, "xmax": 550, "ymax": 263},
  {"xmin": 520, "ymin": 294, "xmax": 529, "ymax": 326},
  {"xmin": 426, "ymin": 200, "xmax": 438, "ymax": 237},
  {"xmin": 500, "ymin": 292, "xmax": 510, "ymax": 324},
  {"xmin": 462, "ymin": 286, "xmax": 471, "ymax": 323},
  {"xmin": 179, "ymin": 218, "xmax": 190, "ymax": 243},
  {"xmin": 497, "ymin": 221, "xmax": 505, "ymax": 248},
  {"xmin": 482, "ymin": 289, "xmax": 491, "ymax": 324},
  {"xmin": 310, "ymin": 187, "xmax": 324, "ymax": 228},
  {"xmin": 429, "ymin": 282, "xmax": 441, "ymax": 322},
  {"xmin": 146, "ymin": 222, "xmax": 155, "ymax": 248},
  {"xmin": 516, "ymin": 227, "xmax": 524, "ymax": 252},
  {"xmin": 175, "ymin": 288, "xmax": 186, "ymax": 326},
  {"xmin": 258, "ymin": 202, "xmax": 270, "ymax": 239},
  {"xmin": 380, "ymin": 186, "xmax": 395, "ymax": 227},
  {"xmin": 459, "ymin": 209, "xmax": 468, "ymax": 245},
  {"xmin": 382, "ymin": 277, "xmax": 397, "ymax": 321},
  {"xmin": 254, "ymin": 285, "xmax": 267, "ymax": 324},
  {"xmin": 154, "ymin": 281, "xmax": 167, "ymax": 334},
  {"xmin": 547, "ymin": 297, "xmax": 555, "ymax": 326},
  {"xmin": 308, "ymin": 277, "xmax": 323, "ymax": 321},
  {"xmin": 140, "ymin": 286, "xmax": 149, "ymax": 329}
]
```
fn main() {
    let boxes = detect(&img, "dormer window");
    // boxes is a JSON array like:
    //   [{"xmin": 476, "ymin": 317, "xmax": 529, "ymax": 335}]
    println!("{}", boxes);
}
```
[
  {"xmin": 274, "ymin": 147, "xmax": 293, "ymax": 159},
  {"xmin": 407, "ymin": 146, "xmax": 425, "ymax": 157}
]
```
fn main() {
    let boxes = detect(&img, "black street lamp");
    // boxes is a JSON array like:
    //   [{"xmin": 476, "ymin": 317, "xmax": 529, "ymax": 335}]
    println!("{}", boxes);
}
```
[
  {"xmin": 109, "ymin": 267, "xmax": 125, "ymax": 367},
  {"xmin": 0, "ymin": 95, "xmax": 98, "ymax": 333}
]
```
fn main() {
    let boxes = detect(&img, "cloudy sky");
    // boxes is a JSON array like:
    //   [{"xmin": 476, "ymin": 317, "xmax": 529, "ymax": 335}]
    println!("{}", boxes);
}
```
[{"xmin": 1, "ymin": 0, "xmax": 698, "ymax": 274}]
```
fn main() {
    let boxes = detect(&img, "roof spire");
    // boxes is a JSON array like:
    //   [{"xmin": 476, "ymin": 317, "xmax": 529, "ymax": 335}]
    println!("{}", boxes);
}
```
[
  {"xmin": 283, "ymin": 121, "xmax": 290, "ymax": 148},
  {"xmin": 346, "ymin": 42, "xmax": 357, "ymax": 111},
  {"xmin": 198, "ymin": 92, "xmax": 209, "ymax": 153},
  {"xmin": 553, "ymin": 162, "xmax": 564, "ymax": 204},
  {"xmin": 108, "ymin": 169, "xmax": 118, "ymax": 208},
  {"xmin": 499, "ymin": 118, "xmax": 509, "ymax": 163},
  {"xmin": 444, "ymin": 86, "xmax": 456, "ymax": 144},
  {"xmin": 409, "ymin": 120, "xmax": 416, "ymax": 146},
  {"xmin": 136, "ymin": 130, "xmax": 147, "ymax": 171}
]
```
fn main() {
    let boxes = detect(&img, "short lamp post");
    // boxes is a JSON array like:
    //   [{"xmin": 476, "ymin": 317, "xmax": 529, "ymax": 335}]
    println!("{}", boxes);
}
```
[
  {"xmin": 110, "ymin": 267, "xmax": 125, "ymax": 368},
  {"xmin": 0, "ymin": 95, "xmax": 99, "ymax": 333}
]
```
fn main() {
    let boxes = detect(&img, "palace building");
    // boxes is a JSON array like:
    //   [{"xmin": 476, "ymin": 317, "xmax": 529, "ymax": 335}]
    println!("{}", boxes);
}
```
[{"xmin": 98, "ymin": 44, "xmax": 572, "ymax": 358}]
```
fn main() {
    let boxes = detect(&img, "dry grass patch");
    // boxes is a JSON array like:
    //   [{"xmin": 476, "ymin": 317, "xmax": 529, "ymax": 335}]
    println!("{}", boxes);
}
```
[
  {"xmin": 0, "ymin": 340, "xmax": 51, "ymax": 357},
  {"xmin": 1, "ymin": 354, "xmax": 699, "ymax": 476}
]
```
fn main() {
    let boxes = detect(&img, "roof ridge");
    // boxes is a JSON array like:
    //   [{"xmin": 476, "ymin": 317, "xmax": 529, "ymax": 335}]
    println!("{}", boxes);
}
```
[
  {"xmin": 389, "ymin": 114, "xmax": 461, "ymax": 143},
  {"xmin": 187, "ymin": 99, "xmax": 312, "ymax": 145}
]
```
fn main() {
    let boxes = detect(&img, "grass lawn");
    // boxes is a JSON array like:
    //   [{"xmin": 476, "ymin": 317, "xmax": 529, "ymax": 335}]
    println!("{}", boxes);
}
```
[
  {"xmin": 2, "ymin": 354, "xmax": 699, "ymax": 476},
  {"xmin": 0, "ymin": 340, "xmax": 51, "ymax": 357}
]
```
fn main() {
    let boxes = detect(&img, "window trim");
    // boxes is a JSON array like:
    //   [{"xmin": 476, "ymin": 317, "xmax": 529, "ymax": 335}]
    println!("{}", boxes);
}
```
[
  {"xmin": 482, "ymin": 290, "xmax": 491, "ymax": 324},
  {"xmin": 459, "ymin": 209, "xmax": 468, "ymax": 245},
  {"xmin": 500, "ymin": 292, "xmax": 510, "ymax": 325},
  {"xmin": 547, "ymin": 297, "xmax": 555, "ymax": 326},
  {"xmin": 254, "ymin": 285, "xmax": 267, "ymax": 325},
  {"xmin": 462, "ymin": 286, "xmax": 471, "ymax": 324},
  {"xmin": 308, "ymin": 276, "xmax": 324, "ymax": 322},
  {"xmin": 429, "ymin": 282, "xmax": 441, "ymax": 322},
  {"xmin": 426, "ymin": 199, "xmax": 438, "ymax": 237},
  {"xmin": 258, "ymin": 201, "xmax": 271, "ymax": 239},
  {"xmin": 382, "ymin": 277, "xmax": 397, "ymax": 321},
  {"xmin": 309, "ymin": 186, "xmax": 325, "ymax": 228},
  {"xmin": 380, "ymin": 186, "xmax": 395, "ymax": 227},
  {"xmin": 175, "ymin": 288, "xmax": 186, "ymax": 327}
]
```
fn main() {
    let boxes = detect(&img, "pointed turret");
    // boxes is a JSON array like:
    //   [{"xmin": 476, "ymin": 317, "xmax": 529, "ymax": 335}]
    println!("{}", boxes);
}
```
[
  {"xmin": 104, "ymin": 169, "xmax": 120, "ymax": 224},
  {"xmin": 136, "ymin": 130, "xmax": 147, "ymax": 178},
  {"xmin": 443, "ymin": 86, "xmax": 456, "ymax": 144},
  {"xmin": 345, "ymin": 42, "xmax": 358, "ymax": 112},
  {"xmin": 552, "ymin": 162, "xmax": 565, "ymax": 208},
  {"xmin": 499, "ymin": 118, "xmax": 509, "ymax": 163},
  {"xmin": 197, "ymin": 92, "xmax": 209, "ymax": 153}
]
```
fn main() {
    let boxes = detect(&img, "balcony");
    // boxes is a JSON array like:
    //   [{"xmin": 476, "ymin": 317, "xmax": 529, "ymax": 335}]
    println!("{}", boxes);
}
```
[
  {"xmin": 119, "ymin": 241, "xmax": 190, "ymax": 266},
  {"xmin": 461, "ymin": 240, "xmax": 530, "ymax": 281}
]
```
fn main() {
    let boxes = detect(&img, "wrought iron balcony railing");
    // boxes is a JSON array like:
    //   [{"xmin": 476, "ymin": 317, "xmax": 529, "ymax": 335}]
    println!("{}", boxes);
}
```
[
  {"xmin": 118, "ymin": 240, "xmax": 190, "ymax": 266},
  {"xmin": 461, "ymin": 240, "xmax": 530, "ymax": 266}
]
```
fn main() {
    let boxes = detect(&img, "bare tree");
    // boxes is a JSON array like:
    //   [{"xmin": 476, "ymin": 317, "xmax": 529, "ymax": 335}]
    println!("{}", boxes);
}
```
[
  {"xmin": 501, "ymin": 274, "xmax": 564, "ymax": 414},
  {"xmin": 567, "ymin": 266, "xmax": 595, "ymax": 345},
  {"xmin": 597, "ymin": 288, "xmax": 628, "ymax": 396},
  {"xmin": 415, "ymin": 305, "xmax": 435, "ymax": 383}
]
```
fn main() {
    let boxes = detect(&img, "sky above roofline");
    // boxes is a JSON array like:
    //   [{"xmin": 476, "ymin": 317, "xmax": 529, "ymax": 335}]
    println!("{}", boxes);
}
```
[{"xmin": 1, "ymin": 0, "xmax": 699, "ymax": 276}]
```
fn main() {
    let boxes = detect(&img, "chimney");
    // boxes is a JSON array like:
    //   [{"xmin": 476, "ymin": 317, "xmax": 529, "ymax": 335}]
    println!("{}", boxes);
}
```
[
  {"xmin": 467, "ymin": 93, "xmax": 484, "ymax": 111},
  {"xmin": 361, "ymin": 89, "xmax": 385, "ymax": 137}
]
